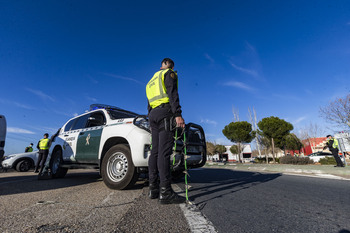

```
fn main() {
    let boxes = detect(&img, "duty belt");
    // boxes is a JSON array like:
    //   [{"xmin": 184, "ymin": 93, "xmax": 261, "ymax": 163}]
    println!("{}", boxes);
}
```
[{"xmin": 154, "ymin": 103, "xmax": 170, "ymax": 109}]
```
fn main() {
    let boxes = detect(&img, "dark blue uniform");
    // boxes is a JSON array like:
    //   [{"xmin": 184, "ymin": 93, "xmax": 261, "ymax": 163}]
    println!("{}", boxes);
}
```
[{"xmin": 147, "ymin": 69, "xmax": 182, "ymax": 188}]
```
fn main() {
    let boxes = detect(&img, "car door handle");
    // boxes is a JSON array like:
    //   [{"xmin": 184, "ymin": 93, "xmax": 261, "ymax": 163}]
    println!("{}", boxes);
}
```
[
  {"xmin": 64, "ymin": 135, "xmax": 69, "ymax": 137},
  {"xmin": 79, "ymin": 132, "xmax": 85, "ymax": 135}
]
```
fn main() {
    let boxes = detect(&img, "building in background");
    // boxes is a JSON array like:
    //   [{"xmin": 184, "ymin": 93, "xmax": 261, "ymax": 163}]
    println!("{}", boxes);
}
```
[
  {"xmin": 286, "ymin": 133, "xmax": 350, "ymax": 158},
  {"xmin": 286, "ymin": 137, "xmax": 327, "ymax": 156},
  {"xmin": 302, "ymin": 137, "xmax": 328, "ymax": 155},
  {"xmin": 211, "ymin": 144, "xmax": 252, "ymax": 162}
]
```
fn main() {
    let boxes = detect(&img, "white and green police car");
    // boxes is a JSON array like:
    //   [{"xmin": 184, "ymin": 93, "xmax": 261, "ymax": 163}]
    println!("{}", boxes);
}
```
[{"xmin": 48, "ymin": 104, "xmax": 207, "ymax": 190}]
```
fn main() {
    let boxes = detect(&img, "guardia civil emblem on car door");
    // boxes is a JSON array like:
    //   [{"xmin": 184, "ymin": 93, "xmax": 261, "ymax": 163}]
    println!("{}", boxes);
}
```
[{"xmin": 86, "ymin": 133, "xmax": 91, "ymax": 145}]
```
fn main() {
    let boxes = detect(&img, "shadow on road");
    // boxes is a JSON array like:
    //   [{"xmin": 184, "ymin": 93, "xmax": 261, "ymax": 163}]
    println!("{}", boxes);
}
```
[
  {"xmin": 185, "ymin": 168, "xmax": 281, "ymax": 205},
  {"xmin": 0, "ymin": 171, "xmax": 103, "ymax": 196}
]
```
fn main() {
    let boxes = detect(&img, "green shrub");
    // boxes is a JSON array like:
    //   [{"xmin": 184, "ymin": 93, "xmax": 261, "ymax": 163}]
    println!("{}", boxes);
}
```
[
  {"xmin": 254, "ymin": 157, "xmax": 274, "ymax": 163},
  {"xmin": 279, "ymin": 155, "xmax": 314, "ymax": 165},
  {"xmin": 319, "ymin": 157, "xmax": 336, "ymax": 165}
]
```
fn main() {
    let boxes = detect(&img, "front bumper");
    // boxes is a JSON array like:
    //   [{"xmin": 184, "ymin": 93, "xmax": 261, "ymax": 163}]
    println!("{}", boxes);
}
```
[
  {"xmin": 1, "ymin": 161, "xmax": 12, "ymax": 168},
  {"xmin": 171, "ymin": 123, "xmax": 207, "ymax": 169}
]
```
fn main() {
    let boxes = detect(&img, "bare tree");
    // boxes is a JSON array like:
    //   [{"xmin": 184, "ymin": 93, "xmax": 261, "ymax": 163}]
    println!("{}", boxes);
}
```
[
  {"xmin": 296, "ymin": 122, "xmax": 325, "ymax": 153},
  {"xmin": 320, "ymin": 93, "xmax": 350, "ymax": 128},
  {"xmin": 206, "ymin": 142, "xmax": 216, "ymax": 161},
  {"xmin": 248, "ymin": 107, "xmax": 262, "ymax": 157},
  {"xmin": 232, "ymin": 106, "xmax": 240, "ymax": 122}
]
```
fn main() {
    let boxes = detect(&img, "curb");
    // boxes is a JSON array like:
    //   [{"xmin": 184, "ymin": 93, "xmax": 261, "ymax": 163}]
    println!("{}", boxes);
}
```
[{"xmin": 205, "ymin": 163, "xmax": 350, "ymax": 180}]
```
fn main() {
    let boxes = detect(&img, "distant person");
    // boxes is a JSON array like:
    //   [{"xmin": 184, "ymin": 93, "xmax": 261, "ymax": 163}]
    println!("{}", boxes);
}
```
[
  {"xmin": 324, "ymin": 135, "xmax": 344, "ymax": 167},
  {"xmin": 35, "ymin": 133, "xmax": 50, "ymax": 173},
  {"xmin": 25, "ymin": 143, "xmax": 34, "ymax": 152}
]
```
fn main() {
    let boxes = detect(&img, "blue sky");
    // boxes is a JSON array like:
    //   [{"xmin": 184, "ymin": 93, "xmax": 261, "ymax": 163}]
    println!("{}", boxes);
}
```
[{"xmin": 1, "ymin": 0, "xmax": 350, "ymax": 155}]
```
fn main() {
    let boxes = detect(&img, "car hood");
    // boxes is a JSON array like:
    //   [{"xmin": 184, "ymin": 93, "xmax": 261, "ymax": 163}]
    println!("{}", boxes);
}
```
[{"xmin": 5, "ymin": 151, "xmax": 38, "ymax": 158}]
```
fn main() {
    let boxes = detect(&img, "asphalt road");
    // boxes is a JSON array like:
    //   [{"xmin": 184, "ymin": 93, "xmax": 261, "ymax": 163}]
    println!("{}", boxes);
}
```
[
  {"xmin": 180, "ymin": 167, "xmax": 350, "ymax": 233},
  {"xmin": 3, "ymin": 167, "xmax": 350, "ymax": 233},
  {"xmin": 0, "ymin": 169, "xmax": 190, "ymax": 233}
]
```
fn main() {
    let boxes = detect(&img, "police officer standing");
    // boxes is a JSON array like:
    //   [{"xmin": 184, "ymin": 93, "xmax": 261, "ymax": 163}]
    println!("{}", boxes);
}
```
[
  {"xmin": 146, "ymin": 58, "xmax": 186, "ymax": 204},
  {"xmin": 325, "ymin": 134, "xmax": 344, "ymax": 167},
  {"xmin": 34, "ymin": 133, "xmax": 50, "ymax": 173}
]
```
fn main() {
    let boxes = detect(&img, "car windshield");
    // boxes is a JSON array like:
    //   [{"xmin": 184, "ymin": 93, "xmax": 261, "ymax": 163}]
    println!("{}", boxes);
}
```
[
  {"xmin": 107, "ymin": 108, "xmax": 138, "ymax": 120},
  {"xmin": 89, "ymin": 104, "xmax": 139, "ymax": 120}
]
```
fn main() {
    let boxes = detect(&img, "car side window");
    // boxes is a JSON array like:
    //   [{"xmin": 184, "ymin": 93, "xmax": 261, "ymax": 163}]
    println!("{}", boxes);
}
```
[
  {"xmin": 71, "ymin": 114, "xmax": 90, "ymax": 130},
  {"xmin": 86, "ymin": 111, "xmax": 106, "ymax": 128},
  {"xmin": 64, "ymin": 119, "xmax": 76, "ymax": 132}
]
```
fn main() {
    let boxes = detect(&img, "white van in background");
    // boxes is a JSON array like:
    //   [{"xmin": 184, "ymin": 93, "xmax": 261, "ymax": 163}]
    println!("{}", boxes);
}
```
[{"xmin": 0, "ymin": 115, "xmax": 6, "ymax": 159}]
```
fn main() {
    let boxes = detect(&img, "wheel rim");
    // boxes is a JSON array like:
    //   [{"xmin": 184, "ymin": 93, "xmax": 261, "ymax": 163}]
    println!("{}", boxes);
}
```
[
  {"xmin": 52, "ymin": 152, "xmax": 61, "ymax": 174},
  {"xmin": 106, "ymin": 152, "xmax": 128, "ymax": 182},
  {"xmin": 20, "ymin": 161, "xmax": 30, "ymax": 171}
]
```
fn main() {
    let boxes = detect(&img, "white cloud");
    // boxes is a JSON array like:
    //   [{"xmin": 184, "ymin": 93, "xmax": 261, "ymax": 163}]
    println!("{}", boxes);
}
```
[
  {"xmin": 204, "ymin": 133, "xmax": 216, "ymax": 137},
  {"xmin": 103, "ymin": 73, "xmax": 144, "ymax": 85},
  {"xmin": 200, "ymin": 118, "xmax": 218, "ymax": 126},
  {"xmin": 204, "ymin": 53, "xmax": 215, "ymax": 63},
  {"xmin": 223, "ymin": 81, "xmax": 254, "ymax": 91},
  {"xmin": 26, "ymin": 88, "xmax": 55, "ymax": 102},
  {"xmin": 229, "ymin": 62, "xmax": 258, "ymax": 77},
  {"xmin": 213, "ymin": 137, "xmax": 232, "ymax": 145},
  {"xmin": 7, "ymin": 127, "xmax": 35, "ymax": 134},
  {"xmin": 89, "ymin": 76, "xmax": 99, "ymax": 84},
  {"xmin": 245, "ymin": 42, "xmax": 256, "ymax": 53},
  {"xmin": 0, "ymin": 98, "xmax": 34, "ymax": 110},
  {"xmin": 272, "ymin": 94, "xmax": 301, "ymax": 102},
  {"xmin": 86, "ymin": 96, "xmax": 97, "ymax": 102},
  {"xmin": 293, "ymin": 116, "xmax": 307, "ymax": 125}
]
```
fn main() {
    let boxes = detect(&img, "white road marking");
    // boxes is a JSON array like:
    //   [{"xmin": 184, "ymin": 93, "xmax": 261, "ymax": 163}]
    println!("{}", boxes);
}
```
[
  {"xmin": 173, "ymin": 184, "xmax": 217, "ymax": 233},
  {"xmin": 284, "ymin": 172, "xmax": 350, "ymax": 181}
]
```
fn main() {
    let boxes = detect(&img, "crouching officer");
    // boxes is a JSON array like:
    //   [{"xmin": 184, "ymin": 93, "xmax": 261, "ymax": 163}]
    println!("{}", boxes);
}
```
[
  {"xmin": 35, "ymin": 133, "xmax": 50, "ymax": 173},
  {"xmin": 146, "ymin": 58, "xmax": 186, "ymax": 204},
  {"xmin": 324, "ymin": 134, "xmax": 344, "ymax": 167},
  {"xmin": 25, "ymin": 143, "xmax": 34, "ymax": 152}
]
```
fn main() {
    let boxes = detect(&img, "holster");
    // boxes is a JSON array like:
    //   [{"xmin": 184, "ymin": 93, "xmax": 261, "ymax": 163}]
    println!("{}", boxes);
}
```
[{"xmin": 164, "ymin": 116, "xmax": 177, "ymax": 132}]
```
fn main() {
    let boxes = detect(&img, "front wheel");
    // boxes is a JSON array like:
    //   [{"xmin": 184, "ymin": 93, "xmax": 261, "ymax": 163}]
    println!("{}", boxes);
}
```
[
  {"xmin": 101, "ymin": 144, "xmax": 138, "ymax": 190},
  {"xmin": 16, "ymin": 159, "xmax": 32, "ymax": 172},
  {"xmin": 50, "ymin": 149, "xmax": 68, "ymax": 178}
]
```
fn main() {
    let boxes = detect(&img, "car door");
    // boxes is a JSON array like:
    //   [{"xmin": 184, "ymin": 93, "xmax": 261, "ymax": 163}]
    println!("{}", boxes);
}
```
[
  {"xmin": 62, "ymin": 114, "xmax": 90, "ymax": 162},
  {"xmin": 61, "ymin": 118, "xmax": 78, "ymax": 161},
  {"xmin": 75, "ymin": 111, "xmax": 106, "ymax": 164}
]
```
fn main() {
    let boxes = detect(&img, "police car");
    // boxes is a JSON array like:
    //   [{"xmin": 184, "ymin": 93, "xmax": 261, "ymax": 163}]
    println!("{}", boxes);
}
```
[{"xmin": 48, "ymin": 104, "xmax": 206, "ymax": 190}]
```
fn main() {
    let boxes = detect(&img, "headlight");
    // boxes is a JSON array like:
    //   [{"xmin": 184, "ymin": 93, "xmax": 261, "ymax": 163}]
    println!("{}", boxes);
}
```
[
  {"xmin": 133, "ymin": 115, "xmax": 150, "ymax": 132},
  {"xmin": 4, "ymin": 155, "xmax": 15, "ymax": 160}
]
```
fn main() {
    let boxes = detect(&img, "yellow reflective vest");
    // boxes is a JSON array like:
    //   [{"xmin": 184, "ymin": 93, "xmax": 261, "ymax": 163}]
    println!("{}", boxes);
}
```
[
  {"xmin": 146, "ymin": 68, "xmax": 178, "ymax": 109},
  {"xmin": 327, "ymin": 137, "xmax": 339, "ymax": 149},
  {"xmin": 39, "ymin": 138, "xmax": 49, "ymax": 150}
]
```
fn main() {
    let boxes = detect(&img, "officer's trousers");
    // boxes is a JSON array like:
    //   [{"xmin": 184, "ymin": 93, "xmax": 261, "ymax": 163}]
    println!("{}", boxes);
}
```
[
  {"xmin": 148, "ymin": 107, "xmax": 174, "ymax": 188},
  {"xmin": 331, "ymin": 148, "xmax": 343, "ymax": 167},
  {"xmin": 36, "ymin": 149, "xmax": 49, "ymax": 173}
]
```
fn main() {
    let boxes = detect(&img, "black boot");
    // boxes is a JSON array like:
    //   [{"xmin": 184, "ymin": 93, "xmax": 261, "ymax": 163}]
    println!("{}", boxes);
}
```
[
  {"xmin": 159, "ymin": 186, "xmax": 186, "ymax": 204},
  {"xmin": 148, "ymin": 183, "xmax": 159, "ymax": 199}
]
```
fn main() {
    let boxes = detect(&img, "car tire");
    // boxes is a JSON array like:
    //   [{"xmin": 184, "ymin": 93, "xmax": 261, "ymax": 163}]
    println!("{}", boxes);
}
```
[
  {"xmin": 16, "ymin": 159, "xmax": 32, "ymax": 172},
  {"xmin": 101, "ymin": 144, "xmax": 138, "ymax": 190},
  {"xmin": 50, "ymin": 149, "xmax": 68, "ymax": 178}
]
